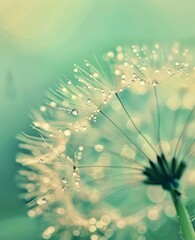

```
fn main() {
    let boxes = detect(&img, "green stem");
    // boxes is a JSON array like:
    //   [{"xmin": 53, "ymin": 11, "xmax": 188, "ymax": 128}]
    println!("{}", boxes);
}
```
[{"xmin": 171, "ymin": 191, "xmax": 195, "ymax": 240}]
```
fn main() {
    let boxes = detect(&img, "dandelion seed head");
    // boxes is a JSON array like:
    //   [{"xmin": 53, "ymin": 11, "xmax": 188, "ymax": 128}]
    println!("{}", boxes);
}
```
[{"xmin": 17, "ymin": 43, "xmax": 195, "ymax": 239}]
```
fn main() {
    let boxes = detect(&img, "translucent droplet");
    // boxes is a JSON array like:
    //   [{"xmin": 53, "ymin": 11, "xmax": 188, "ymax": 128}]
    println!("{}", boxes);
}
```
[
  {"xmin": 82, "ymin": 126, "xmax": 87, "ymax": 131},
  {"xmin": 40, "ymin": 106, "xmax": 47, "ymax": 112},
  {"xmin": 37, "ymin": 197, "xmax": 47, "ymax": 205},
  {"xmin": 75, "ymin": 180, "xmax": 80, "ymax": 186},
  {"xmin": 93, "ymin": 72, "xmax": 99, "ymax": 78},
  {"xmin": 114, "ymin": 69, "xmax": 121, "ymax": 76},
  {"xmin": 62, "ymin": 177, "xmax": 67, "ymax": 184},
  {"xmin": 50, "ymin": 101, "xmax": 56, "ymax": 107},
  {"xmin": 73, "ymin": 165, "xmax": 77, "ymax": 171},
  {"xmin": 42, "ymin": 197, "xmax": 47, "ymax": 204},
  {"xmin": 72, "ymin": 109, "xmax": 78, "ymax": 115},
  {"xmin": 73, "ymin": 229, "xmax": 80, "ymax": 237},
  {"xmin": 64, "ymin": 129, "xmax": 71, "ymax": 136},
  {"xmin": 73, "ymin": 171, "xmax": 77, "ymax": 177},
  {"xmin": 85, "ymin": 61, "xmax": 90, "ymax": 67},
  {"xmin": 79, "ymin": 146, "xmax": 84, "ymax": 151},
  {"xmin": 107, "ymin": 51, "xmax": 114, "ymax": 58},
  {"xmin": 95, "ymin": 144, "xmax": 104, "ymax": 152},
  {"xmin": 152, "ymin": 80, "xmax": 158, "ymax": 86},
  {"xmin": 121, "ymin": 73, "xmax": 126, "ymax": 79},
  {"xmin": 140, "ymin": 79, "xmax": 146, "ymax": 85}
]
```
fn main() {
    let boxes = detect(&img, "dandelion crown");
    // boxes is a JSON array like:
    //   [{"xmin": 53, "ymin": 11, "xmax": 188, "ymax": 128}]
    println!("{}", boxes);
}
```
[{"xmin": 17, "ymin": 43, "xmax": 195, "ymax": 240}]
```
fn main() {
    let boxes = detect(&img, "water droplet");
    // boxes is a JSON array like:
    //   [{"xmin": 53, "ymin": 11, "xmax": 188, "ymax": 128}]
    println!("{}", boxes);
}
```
[
  {"xmin": 114, "ymin": 69, "xmax": 121, "ymax": 76},
  {"xmin": 73, "ymin": 171, "xmax": 78, "ymax": 177},
  {"xmin": 75, "ymin": 180, "xmax": 80, "ymax": 186},
  {"xmin": 121, "ymin": 73, "xmax": 126, "ymax": 79},
  {"xmin": 107, "ymin": 51, "xmax": 114, "ymax": 58},
  {"xmin": 140, "ymin": 79, "xmax": 146, "ymax": 85},
  {"xmin": 152, "ymin": 80, "xmax": 158, "ymax": 86},
  {"xmin": 85, "ymin": 61, "xmax": 90, "ymax": 67},
  {"xmin": 131, "ymin": 79, "xmax": 135, "ymax": 84},
  {"xmin": 38, "ymin": 197, "xmax": 47, "ymax": 205},
  {"xmin": 73, "ymin": 165, "xmax": 77, "ymax": 171},
  {"xmin": 40, "ymin": 106, "xmax": 47, "ymax": 112},
  {"xmin": 73, "ymin": 229, "xmax": 80, "ymax": 237},
  {"xmin": 79, "ymin": 146, "xmax": 84, "ymax": 151},
  {"xmin": 93, "ymin": 72, "xmax": 99, "ymax": 78},
  {"xmin": 62, "ymin": 177, "xmax": 68, "ymax": 184},
  {"xmin": 82, "ymin": 126, "xmax": 87, "ymax": 131},
  {"xmin": 72, "ymin": 109, "xmax": 78, "ymax": 115},
  {"xmin": 64, "ymin": 129, "xmax": 71, "ymax": 136}
]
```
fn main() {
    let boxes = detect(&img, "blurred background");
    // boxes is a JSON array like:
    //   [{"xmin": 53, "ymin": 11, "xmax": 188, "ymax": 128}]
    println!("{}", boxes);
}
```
[{"xmin": 1, "ymin": 0, "xmax": 195, "ymax": 239}]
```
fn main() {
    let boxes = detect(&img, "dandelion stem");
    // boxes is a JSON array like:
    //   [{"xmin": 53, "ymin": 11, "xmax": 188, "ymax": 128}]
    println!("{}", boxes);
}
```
[{"xmin": 171, "ymin": 191, "xmax": 195, "ymax": 240}]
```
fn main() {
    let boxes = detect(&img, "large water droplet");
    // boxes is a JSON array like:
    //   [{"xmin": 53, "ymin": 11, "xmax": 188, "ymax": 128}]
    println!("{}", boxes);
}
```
[
  {"xmin": 72, "ymin": 109, "xmax": 78, "ymax": 116},
  {"xmin": 64, "ymin": 129, "xmax": 71, "ymax": 136}
]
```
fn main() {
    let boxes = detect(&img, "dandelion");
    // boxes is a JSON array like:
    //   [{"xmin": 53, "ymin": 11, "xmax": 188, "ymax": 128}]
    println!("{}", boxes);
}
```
[{"xmin": 17, "ymin": 44, "xmax": 195, "ymax": 240}]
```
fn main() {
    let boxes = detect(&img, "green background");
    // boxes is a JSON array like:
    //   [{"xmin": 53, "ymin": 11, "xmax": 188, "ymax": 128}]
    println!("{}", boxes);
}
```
[{"xmin": 1, "ymin": 0, "xmax": 195, "ymax": 239}]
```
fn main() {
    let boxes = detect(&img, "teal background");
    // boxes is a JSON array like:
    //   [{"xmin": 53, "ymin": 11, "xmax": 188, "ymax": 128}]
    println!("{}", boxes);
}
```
[{"xmin": 1, "ymin": 0, "xmax": 195, "ymax": 239}]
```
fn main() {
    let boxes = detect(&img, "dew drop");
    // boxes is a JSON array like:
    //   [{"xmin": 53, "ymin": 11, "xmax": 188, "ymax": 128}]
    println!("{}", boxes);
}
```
[
  {"xmin": 42, "ymin": 197, "xmax": 47, "ymax": 204},
  {"xmin": 152, "ymin": 80, "xmax": 158, "ymax": 86},
  {"xmin": 73, "ymin": 165, "xmax": 77, "ymax": 171},
  {"xmin": 64, "ymin": 129, "xmax": 71, "ymax": 136},
  {"xmin": 62, "ymin": 177, "xmax": 68, "ymax": 184},
  {"xmin": 79, "ymin": 146, "xmax": 84, "ymax": 151},
  {"xmin": 82, "ymin": 126, "xmax": 87, "ymax": 131},
  {"xmin": 121, "ymin": 73, "xmax": 126, "ymax": 79},
  {"xmin": 40, "ymin": 106, "xmax": 47, "ymax": 112},
  {"xmin": 75, "ymin": 180, "xmax": 80, "ymax": 186},
  {"xmin": 73, "ymin": 171, "xmax": 77, "ymax": 177},
  {"xmin": 72, "ymin": 109, "xmax": 78, "ymax": 116},
  {"xmin": 107, "ymin": 51, "xmax": 114, "ymax": 58},
  {"xmin": 85, "ymin": 61, "xmax": 90, "ymax": 67},
  {"xmin": 114, "ymin": 69, "xmax": 121, "ymax": 76},
  {"xmin": 140, "ymin": 79, "xmax": 146, "ymax": 85},
  {"xmin": 37, "ymin": 197, "xmax": 47, "ymax": 205},
  {"xmin": 93, "ymin": 72, "xmax": 99, "ymax": 78},
  {"xmin": 73, "ymin": 229, "xmax": 80, "ymax": 237}
]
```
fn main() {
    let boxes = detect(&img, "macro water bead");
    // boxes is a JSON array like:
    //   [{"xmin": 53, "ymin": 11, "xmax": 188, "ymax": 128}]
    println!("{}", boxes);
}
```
[{"xmin": 17, "ymin": 44, "xmax": 195, "ymax": 240}]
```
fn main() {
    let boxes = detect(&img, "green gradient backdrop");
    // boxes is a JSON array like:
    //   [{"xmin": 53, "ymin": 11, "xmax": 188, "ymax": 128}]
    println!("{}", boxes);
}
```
[{"xmin": 1, "ymin": 0, "xmax": 195, "ymax": 239}]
